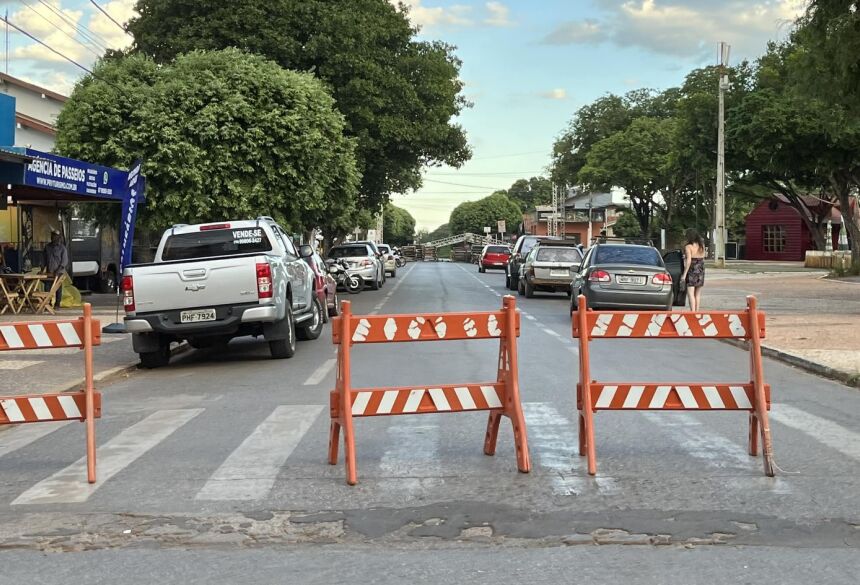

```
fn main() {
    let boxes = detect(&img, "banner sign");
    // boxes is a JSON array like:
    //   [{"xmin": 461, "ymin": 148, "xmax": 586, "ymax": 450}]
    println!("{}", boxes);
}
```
[
  {"xmin": 22, "ymin": 149, "xmax": 130, "ymax": 201},
  {"xmin": 119, "ymin": 160, "xmax": 144, "ymax": 272}
]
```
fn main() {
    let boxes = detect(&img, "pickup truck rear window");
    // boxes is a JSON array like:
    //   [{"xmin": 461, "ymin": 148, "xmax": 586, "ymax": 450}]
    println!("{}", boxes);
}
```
[{"xmin": 161, "ymin": 228, "xmax": 272, "ymax": 261}]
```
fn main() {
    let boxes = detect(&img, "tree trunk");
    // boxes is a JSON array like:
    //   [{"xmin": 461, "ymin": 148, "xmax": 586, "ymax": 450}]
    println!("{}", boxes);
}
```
[{"xmin": 830, "ymin": 173, "xmax": 860, "ymax": 266}]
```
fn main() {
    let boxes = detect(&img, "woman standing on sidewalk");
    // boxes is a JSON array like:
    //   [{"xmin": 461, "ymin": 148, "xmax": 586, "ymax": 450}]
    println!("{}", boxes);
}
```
[{"xmin": 681, "ymin": 229, "xmax": 706, "ymax": 311}]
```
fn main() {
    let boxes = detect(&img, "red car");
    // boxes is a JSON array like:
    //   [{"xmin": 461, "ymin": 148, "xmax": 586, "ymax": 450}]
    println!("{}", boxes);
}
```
[
  {"xmin": 305, "ymin": 252, "xmax": 339, "ymax": 321},
  {"xmin": 478, "ymin": 244, "xmax": 512, "ymax": 273}
]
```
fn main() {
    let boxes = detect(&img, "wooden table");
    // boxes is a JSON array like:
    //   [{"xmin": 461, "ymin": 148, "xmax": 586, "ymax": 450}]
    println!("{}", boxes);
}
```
[{"xmin": 0, "ymin": 273, "xmax": 57, "ymax": 314}]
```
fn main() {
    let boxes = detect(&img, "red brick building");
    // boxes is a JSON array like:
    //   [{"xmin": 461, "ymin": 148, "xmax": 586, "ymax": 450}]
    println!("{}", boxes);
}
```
[
  {"xmin": 745, "ymin": 197, "xmax": 849, "ymax": 261},
  {"xmin": 521, "ymin": 191, "xmax": 624, "ymax": 243}
]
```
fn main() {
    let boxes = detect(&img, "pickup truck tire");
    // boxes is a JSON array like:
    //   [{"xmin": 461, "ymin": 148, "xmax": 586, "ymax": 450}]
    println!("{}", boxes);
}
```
[
  {"xmin": 328, "ymin": 293, "xmax": 340, "ymax": 318},
  {"xmin": 139, "ymin": 343, "xmax": 170, "ymax": 369},
  {"xmin": 297, "ymin": 296, "xmax": 324, "ymax": 341},
  {"xmin": 517, "ymin": 278, "xmax": 525, "ymax": 296},
  {"xmin": 524, "ymin": 279, "xmax": 535, "ymax": 299},
  {"xmin": 369, "ymin": 275, "xmax": 381, "ymax": 291},
  {"xmin": 269, "ymin": 305, "xmax": 296, "ymax": 359},
  {"xmin": 99, "ymin": 269, "xmax": 117, "ymax": 294}
]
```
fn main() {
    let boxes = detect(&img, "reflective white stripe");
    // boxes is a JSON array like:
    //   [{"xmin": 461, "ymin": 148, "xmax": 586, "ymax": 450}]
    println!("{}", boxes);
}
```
[
  {"xmin": 730, "ymin": 386, "xmax": 752, "ymax": 409},
  {"xmin": 1, "ymin": 398, "xmax": 25, "ymax": 422},
  {"xmin": 57, "ymin": 322, "xmax": 82, "ymax": 346},
  {"xmin": 403, "ymin": 389, "xmax": 425, "ymax": 413},
  {"xmin": 487, "ymin": 315, "xmax": 502, "ymax": 337},
  {"xmin": 481, "ymin": 385, "xmax": 502, "ymax": 408},
  {"xmin": 675, "ymin": 386, "xmax": 698, "ymax": 409},
  {"xmin": 670, "ymin": 315, "xmax": 693, "ymax": 336},
  {"xmin": 454, "ymin": 386, "xmax": 476, "ymax": 410},
  {"xmin": 383, "ymin": 318, "xmax": 398, "ymax": 341},
  {"xmin": 648, "ymin": 386, "xmax": 672, "ymax": 408},
  {"xmin": 594, "ymin": 385, "xmax": 618, "ymax": 408},
  {"xmin": 591, "ymin": 314, "xmax": 612, "ymax": 337},
  {"xmin": 29, "ymin": 324, "xmax": 52, "ymax": 347},
  {"xmin": 351, "ymin": 392, "xmax": 372, "ymax": 415},
  {"xmin": 616, "ymin": 314, "xmax": 638, "ymax": 337},
  {"xmin": 646, "ymin": 314, "xmax": 666, "ymax": 336},
  {"xmin": 428, "ymin": 388, "xmax": 450, "ymax": 411},
  {"xmin": 622, "ymin": 386, "xmax": 645, "ymax": 408},
  {"xmin": 728, "ymin": 314, "xmax": 746, "ymax": 337},
  {"xmin": 29, "ymin": 397, "xmax": 52, "ymax": 420},
  {"xmin": 377, "ymin": 390, "xmax": 399, "ymax": 414},
  {"xmin": 57, "ymin": 394, "xmax": 82, "ymax": 419},
  {"xmin": 0, "ymin": 325, "xmax": 24, "ymax": 349},
  {"xmin": 698, "ymin": 315, "xmax": 718, "ymax": 337},
  {"xmin": 703, "ymin": 386, "xmax": 725, "ymax": 408}
]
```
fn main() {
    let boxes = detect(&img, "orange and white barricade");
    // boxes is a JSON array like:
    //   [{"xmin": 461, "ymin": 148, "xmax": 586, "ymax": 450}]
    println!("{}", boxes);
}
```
[
  {"xmin": 0, "ymin": 303, "xmax": 102, "ymax": 483},
  {"xmin": 572, "ymin": 295, "xmax": 774, "ymax": 477},
  {"xmin": 329, "ymin": 296, "xmax": 530, "ymax": 485}
]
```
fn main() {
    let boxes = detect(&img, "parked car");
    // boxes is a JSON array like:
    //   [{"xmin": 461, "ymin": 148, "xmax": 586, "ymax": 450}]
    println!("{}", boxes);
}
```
[
  {"xmin": 478, "ymin": 244, "xmax": 511, "ymax": 273},
  {"xmin": 505, "ymin": 235, "xmax": 561, "ymax": 290},
  {"xmin": 352, "ymin": 240, "xmax": 386, "ymax": 285},
  {"xmin": 304, "ymin": 251, "xmax": 339, "ymax": 320},
  {"xmin": 569, "ymin": 243, "xmax": 674, "ymax": 313},
  {"xmin": 327, "ymin": 243, "xmax": 385, "ymax": 290},
  {"xmin": 517, "ymin": 240, "xmax": 583, "ymax": 297},
  {"xmin": 69, "ymin": 217, "xmax": 119, "ymax": 293},
  {"xmin": 376, "ymin": 243, "xmax": 398, "ymax": 278},
  {"xmin": 122, "ymin": 217, "xmax": 322, "ymax": 367}
]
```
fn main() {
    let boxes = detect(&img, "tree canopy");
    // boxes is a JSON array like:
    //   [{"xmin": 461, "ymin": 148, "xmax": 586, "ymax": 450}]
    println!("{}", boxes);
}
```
[
  {"xmin": 383, "ymin": 204, "xmax": 417, "ymax": 246},
  {"xmin": 55, "ymin": 49, "xmax": 359, "ymax": 232},
  {"xmin": 448, "ymin": 192, "xmax": 521, "ymax": 236},
  {"xmin": 127, "ymin": 0, "xmax": 471, "ymax": 214},
  {"xmin": 505, "ymin": 177, "xmax": 552, "ymax": 212}
]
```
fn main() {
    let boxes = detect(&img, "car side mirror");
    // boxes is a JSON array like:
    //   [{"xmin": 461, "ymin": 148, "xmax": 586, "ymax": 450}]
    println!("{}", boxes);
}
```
[{"xmin": 299, "ymin": 244, "xmax": 313, "ymax": 259}]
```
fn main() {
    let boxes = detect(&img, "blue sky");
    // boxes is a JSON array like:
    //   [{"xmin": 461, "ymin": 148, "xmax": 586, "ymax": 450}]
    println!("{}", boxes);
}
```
[{"xmin": 0, "ymin": 1, "xmax": 803, "ymax": 230}]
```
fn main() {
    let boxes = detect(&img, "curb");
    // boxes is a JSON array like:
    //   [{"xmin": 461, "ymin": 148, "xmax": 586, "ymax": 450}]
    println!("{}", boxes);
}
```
[{"xmin": 722, "ymin": 339, "xmax": 860, "ymax": 389}]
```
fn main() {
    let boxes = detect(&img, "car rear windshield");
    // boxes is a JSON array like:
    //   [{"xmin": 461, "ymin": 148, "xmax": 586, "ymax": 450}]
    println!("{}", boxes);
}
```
[
  {"xmin": 328, "ymin": 245, "xmax": 370, "ymax": 259},
  {"xmin": 595, "ymin": 246, "xmax": 662, "ymax": 266},
  {"xmin": 377, "ymin": 245, "xmax": 391, "ymax": 253},
  {"xmin": 161, "ymin": 228, "xmax": 272, "ymax": 261},
  {"xmin": 486, "ymin": 246, "xmax": 510, "ymax": 254},
  {"xmin": 536, "ymin": 247, "xmax": 582, "ymax": 262}
]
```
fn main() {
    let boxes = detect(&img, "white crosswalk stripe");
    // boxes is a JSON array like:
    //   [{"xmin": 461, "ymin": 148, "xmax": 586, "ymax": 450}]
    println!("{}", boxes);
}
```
[
  {"xmin": 196, "ymin": 405, "xmax": 324, "ymax": 501},
  {"xmin": 0, "ymin": 421, "xmax": 74, "ymax": 459},
  {"xmin": 11, "ymin": 409, "xmax": 203, "ymax": 505},
  {"xmin": 770, "ymin": 405, "xmax": 860, "ymax": 461}
]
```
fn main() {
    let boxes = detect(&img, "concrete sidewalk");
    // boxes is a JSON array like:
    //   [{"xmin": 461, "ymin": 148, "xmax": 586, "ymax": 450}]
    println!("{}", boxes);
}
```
[
  {"xmin": 705, "ymin": 268, "xmax": 860, "ymax": 386},
  {"xmin": 1, "ymin": 293, "xmax": 139, "ymax": 395}
]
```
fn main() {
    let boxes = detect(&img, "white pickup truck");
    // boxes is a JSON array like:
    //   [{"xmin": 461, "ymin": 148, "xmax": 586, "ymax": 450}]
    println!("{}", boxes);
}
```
[{"xmin": 122, "ymin": 218, "xmax": 323, "ymax": 368}]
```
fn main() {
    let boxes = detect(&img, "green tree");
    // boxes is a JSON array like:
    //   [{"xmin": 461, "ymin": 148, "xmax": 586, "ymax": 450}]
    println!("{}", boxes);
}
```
[
  {"xmin": 506, "ymin": 177, "xmax": 552, "ymax": 211},
  {"xmin": 127, "ymin": 0, "xmax": 471, "ymax": 214},
  {"xmin": 426, "ymin": 222, "xmax": 451, "ymax": 242},
  {"xmin": 578, "ymin": 117, "xmax": 676, "ymax": 235},
  {"xmin": 55, "ymin": 50, "xmax": 359, "ymax": 232},
  {"xmin": 448, "ymin": 193, "xmax": 522, "ymax": 236},
  {"xmin": 611, "ymin": 211, "xmax": 642, "ymax": 237},
  {"xmin": 383, "ymin": 204, "xmax": 416, "ymax": 246}
]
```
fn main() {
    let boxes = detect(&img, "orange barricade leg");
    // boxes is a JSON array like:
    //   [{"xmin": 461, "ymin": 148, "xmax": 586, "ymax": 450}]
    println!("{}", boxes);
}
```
[
  {"xmin": 328, "ymin": 420, "xmax": 341, "ymax": 465},
  {"xmin": 83, "ymin": 304, "xmax": 97, "ymax": 484},
  {"xmin": 748, "ymin": 296, "xmax": 775, "ymax": 477},
  {"xmin": 483, "ymin": 412, "xmax": 502, "ymax": 456},
  {"xmin": 575, "ymin": 296, "xmax": 597, "ymax": 475}
]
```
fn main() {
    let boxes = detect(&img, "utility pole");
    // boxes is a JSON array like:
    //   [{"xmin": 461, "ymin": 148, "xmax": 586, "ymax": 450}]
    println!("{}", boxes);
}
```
[
  {"xmin": 375, "ymin": 210, "xmax": 383, "ymax": 244},
  {"xmin": 586, "ymin": 192, "xmax": 593, "ymax": 245},
  {"xmin": 715, "ymin": 41, "xmax": 730, "ymax": 268},
  {"xmin": 549, "ymin": 183, "xmax": 559, "ymax": 237}
]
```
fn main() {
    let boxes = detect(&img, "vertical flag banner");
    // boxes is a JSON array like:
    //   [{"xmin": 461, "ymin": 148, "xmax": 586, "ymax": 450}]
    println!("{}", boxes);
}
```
[{"xmin": 119, "ymin": 160, "xmax": 143, "ymax": 272}]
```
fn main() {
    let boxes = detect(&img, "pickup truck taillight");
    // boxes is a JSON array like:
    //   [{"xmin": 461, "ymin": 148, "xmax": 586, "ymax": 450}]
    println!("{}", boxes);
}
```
[
  {"xmin": 256, "ymin": 263, "xmax": 273, "ymax": 299},
  {"xmin": 360, "ymin": 259, "xmax": 373, "ymax": 267},
  {"xmin": 121, "ymin": 275, "xmax": 135, "ymax": 312}
]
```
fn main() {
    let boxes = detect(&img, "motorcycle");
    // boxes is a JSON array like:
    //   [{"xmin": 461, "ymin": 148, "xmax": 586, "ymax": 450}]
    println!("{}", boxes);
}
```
[
  {"xmin": 393, "ymin": 248, "xmax": 406, "ymax": 268},
  {"xmin": 328, "ymin": 259, "xmax": 364, "ymax": 294}
]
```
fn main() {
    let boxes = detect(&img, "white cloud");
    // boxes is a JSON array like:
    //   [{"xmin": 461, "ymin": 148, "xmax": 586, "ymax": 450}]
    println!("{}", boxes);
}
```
[
  {"xmin": 11, "ymin": 1, "xmax": 92, "ymax": 65},
  {"xmin": 538, "ymin": 88, "xmax": 568, "ymax": 100},
  {"xmin": 87, "ymin": 0, "xmax": 136, "ymax": 51},
  {"xmin": 484, "ymin": 2, "xmax": 514, "ymax": 27},
  {"xmin": 542, "ymin": 1, "xmax": 805, "ymax": 60}
]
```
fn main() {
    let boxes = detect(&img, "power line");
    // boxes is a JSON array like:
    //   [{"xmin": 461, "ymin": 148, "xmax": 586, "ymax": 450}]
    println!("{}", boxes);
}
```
[
  {"xmin": 423, "ymin": 178, "xmax": 508, "ymax": 190},
  {"xmin": 35, "ymin": 0, "xmax": 110, "ymax": 52},
  {"xmin": 428, "ymin": 171, "xmax": 544, "ymax": 176},
  {"xmin": 16, "ymin": 1, "xmax": 103, "ymax": 59},
  {"xmin": 470, "ymin": 150, "xmax": 549, "ymax": 161},
  {"xmin": 89, "ymin": 0, "xmax": 131, "ymax": 36},
  {"xmin": 2, "ymin": 14, "xmax": 92, "ymax": 74}
]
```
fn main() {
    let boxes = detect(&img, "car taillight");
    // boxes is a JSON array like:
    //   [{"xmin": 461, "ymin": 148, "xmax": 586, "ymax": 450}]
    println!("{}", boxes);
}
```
[
  {"xmin": 360, "ymin": 259, "xmax": 373, "ymax": 267},
  {"xmin": 652, "ymin": 273, "xmax": 673, "ymax": 285},
  {"xmin": 256, "ymin": 262, "xmax": 273, "ymax": 299},
  {"xmin": 121, "ymin": 275, "xmax": 135, "ymax": 312},
  {"xmin": 200, "ymin": 223, "xmax": 231, "ymax": 231},
  {"xmin": 589, "ymin": 270, "xmax": 611, "ymax": 283},
  {"xmin": 527, "ymin": 266, "xmax": 534, "ymax": 276}
]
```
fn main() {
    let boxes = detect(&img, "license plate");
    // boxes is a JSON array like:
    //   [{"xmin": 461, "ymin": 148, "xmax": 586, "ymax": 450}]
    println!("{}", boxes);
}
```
[
  {"xmin": 550, "ymin": 269, "xmax": 569, "ymax": 277},
  {"xmin": 616, "ymin": 275, "xmax": 646, "ymax": 285},
  {"xmin": 180, "ymin": 309, "xmax": 216, "ymax": 323}
]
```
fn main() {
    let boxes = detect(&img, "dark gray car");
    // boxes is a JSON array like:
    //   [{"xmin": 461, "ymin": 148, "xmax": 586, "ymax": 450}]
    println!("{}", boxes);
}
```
[
  {"xmin": 505, "ymin": 235, "xmax": 561, "ymax": 290},
  {"xmin": 569, "ymin": 243, "xmax": 674, "ymax": 313},
  {"xmin": 518, "ymin": 242, "xmax": 583, "ymax": 297}
]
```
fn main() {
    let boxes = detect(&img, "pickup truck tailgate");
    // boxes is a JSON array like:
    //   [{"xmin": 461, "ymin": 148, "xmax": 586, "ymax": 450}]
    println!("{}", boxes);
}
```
[{"xmin": 132, "ymin": 257, "xmax": 260, "ymax": 313}]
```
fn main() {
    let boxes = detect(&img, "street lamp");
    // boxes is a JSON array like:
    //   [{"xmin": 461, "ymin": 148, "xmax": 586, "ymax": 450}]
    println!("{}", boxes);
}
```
[{"xmin": 715, "ymin": 41, "xmax": 730, "ymax": 268}]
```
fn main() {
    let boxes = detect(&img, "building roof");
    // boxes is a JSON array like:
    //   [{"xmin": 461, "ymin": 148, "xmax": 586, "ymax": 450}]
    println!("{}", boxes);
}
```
[
  {"xmin": 564, "ymin": 191, "xmax": 616, "ymax": 210},
  {"xmin": 0, "ymin": 72, "xmax": 67, "ymax": 103},
  {"xmin": 16, "ymin": 112, "xmax": 56, "ymax": 135}
]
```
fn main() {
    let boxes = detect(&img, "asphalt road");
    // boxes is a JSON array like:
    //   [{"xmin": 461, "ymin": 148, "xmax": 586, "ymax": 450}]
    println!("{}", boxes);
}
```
[{"xmin": 1, "ymin": 262, "xmax": 859, "ymax": 583}]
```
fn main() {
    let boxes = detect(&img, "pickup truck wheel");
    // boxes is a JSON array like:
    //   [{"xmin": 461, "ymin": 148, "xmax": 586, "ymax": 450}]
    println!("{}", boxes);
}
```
[
  {"xmin": 139, "ymin": 344, "xmax": 170, "ymax": 369},
  {"xmin": 524, "ymin": 279, "xmax": 535, "ymax": 298},
  {"xmin": 328, "ymin": 292, "xmax": 340, "ymax": 318},
  {"xmin": 297, "ymin": 296, "xmax": 324, "ymax": 341},
  {"xmin": 369, "ymin": 275, "xmax": 380, "ymax": 290},
  {"xmin": 517, "ymin": 278, "xmax": 525, "ymax": 296},
  {"xmin": 269, "ymin": 305, "xmax": 296, "ymax": 359}
]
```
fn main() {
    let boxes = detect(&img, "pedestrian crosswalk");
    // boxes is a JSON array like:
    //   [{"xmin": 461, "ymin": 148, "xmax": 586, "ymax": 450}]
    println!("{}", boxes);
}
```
[{"xmin": 1, "ymin": 400, "xmax": 859, "ymax": 506}]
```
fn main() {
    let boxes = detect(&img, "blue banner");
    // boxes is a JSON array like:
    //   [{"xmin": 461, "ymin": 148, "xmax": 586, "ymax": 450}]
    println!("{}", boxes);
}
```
[
  {"xmin": 119, "ymin": 160, "xmax": 144, "ymax": 272},
  {"xmin": 22, "ymin": 149, "xmax": 131, "ymax": 201}
]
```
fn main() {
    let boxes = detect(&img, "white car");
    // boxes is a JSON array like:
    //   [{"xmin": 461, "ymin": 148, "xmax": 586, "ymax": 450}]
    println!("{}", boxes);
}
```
[
  {"xmin": 377, "ymin": 244, "xmax": 398, "ymax": 277},
  {"xmin": 327, "ymin": 243, "xmax": 385, "ymax": 290}
]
